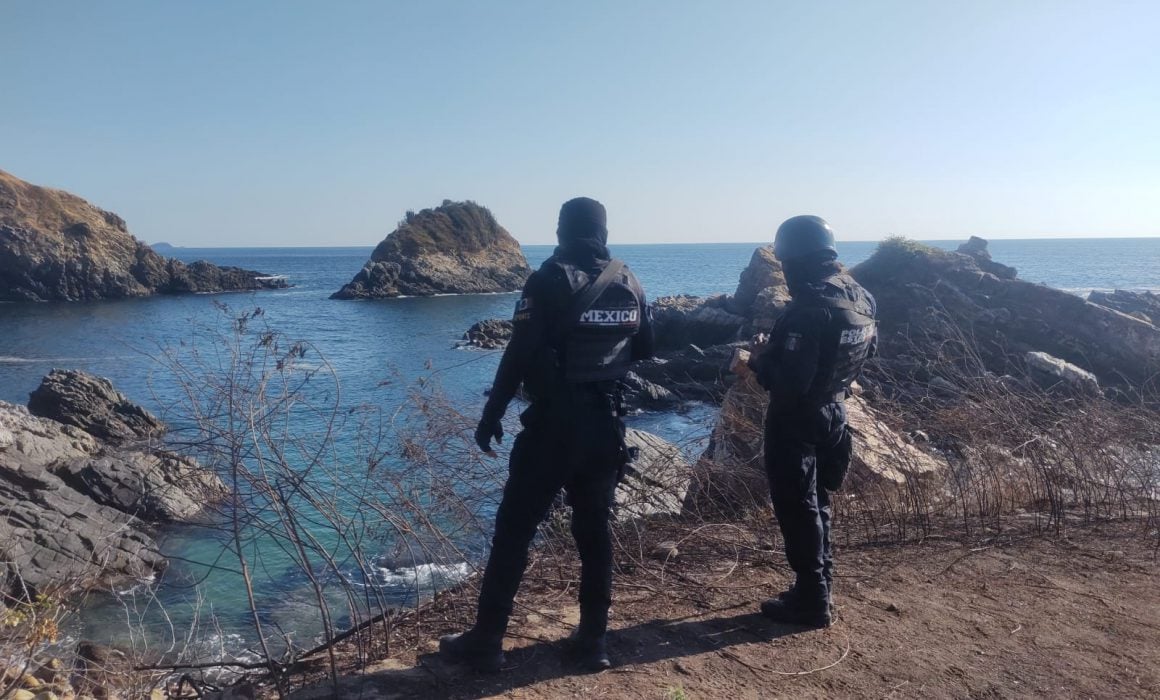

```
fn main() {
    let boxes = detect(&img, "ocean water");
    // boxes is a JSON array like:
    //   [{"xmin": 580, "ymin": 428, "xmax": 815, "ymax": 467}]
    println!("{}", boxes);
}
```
[
  {"xmin": 1, "ymin": 238, "xmax": 1158, "ymax": 657},
  {"xmin": 4, "ymin": 239, "xmax": 1158, "ymax": 407}
]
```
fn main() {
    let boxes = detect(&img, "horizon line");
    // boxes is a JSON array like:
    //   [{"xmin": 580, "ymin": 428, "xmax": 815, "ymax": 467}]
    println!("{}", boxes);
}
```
[{"xmin": 152, "ymin": 235, "xmax": 1160, "ymax": 249}]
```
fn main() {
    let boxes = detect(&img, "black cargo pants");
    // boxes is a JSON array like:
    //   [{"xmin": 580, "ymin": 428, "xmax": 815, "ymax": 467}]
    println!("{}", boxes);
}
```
[
  {"xmin": 764, "ymin": 401, "xmax": 851, "ymax": 604},
  {"xmin": 474, "ymin": 386, "xmax": 624, "ymax": 637}
]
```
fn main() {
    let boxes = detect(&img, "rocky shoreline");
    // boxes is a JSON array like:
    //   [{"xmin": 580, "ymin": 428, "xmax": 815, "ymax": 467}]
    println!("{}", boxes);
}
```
[
  {"xmin": 0, "ymin": 370, "xmax": 223, "ymax": 598},
  {"xmin": 462, "ymin": 237, "xmax": 1160, "ymax": 405}
]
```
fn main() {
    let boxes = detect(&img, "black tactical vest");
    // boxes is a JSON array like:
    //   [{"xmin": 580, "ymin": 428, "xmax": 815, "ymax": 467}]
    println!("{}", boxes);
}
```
[
  {"xmin": 800, "ymin": 275, "xmax": 877, "ymax": 404},
  {"xmin": 550, "ymin": 259, "xmax": 644, "ymax": 383}
]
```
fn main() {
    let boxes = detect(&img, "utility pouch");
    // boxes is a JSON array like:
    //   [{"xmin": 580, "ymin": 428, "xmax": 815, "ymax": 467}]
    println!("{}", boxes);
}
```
[{"xmin": 817, "ymin": 425, "xmax": 853, "ymax": 492}]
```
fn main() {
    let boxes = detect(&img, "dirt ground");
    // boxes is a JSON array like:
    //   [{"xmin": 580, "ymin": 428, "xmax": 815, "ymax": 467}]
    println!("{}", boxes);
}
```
[{"xmin": 285, "ymin": 520, "xmax": 1159, "ymax": 699}]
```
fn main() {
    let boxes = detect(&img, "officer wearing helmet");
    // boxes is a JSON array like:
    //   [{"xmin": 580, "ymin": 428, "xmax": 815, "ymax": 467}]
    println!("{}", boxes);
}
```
[
  {"xmin": 439, "ymin": 197, "xmax": 654, "ymax": 672},
  {"xmin": 748, "ymin": 215, "xmax": 877, "ymax": 628}
]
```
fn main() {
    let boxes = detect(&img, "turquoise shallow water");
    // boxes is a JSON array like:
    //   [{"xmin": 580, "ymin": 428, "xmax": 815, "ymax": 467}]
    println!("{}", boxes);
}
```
[{"xmin": 1, "ymin": 238, "xmax": 1158, "ymax": 658}]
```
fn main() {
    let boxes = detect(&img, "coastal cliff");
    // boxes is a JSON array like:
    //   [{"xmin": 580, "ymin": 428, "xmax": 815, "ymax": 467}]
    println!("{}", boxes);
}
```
[
  {"xmin": 332, "ymin": 200, "xmax": 531, "ymax": 299},
  {"xmin": 0, "ymin": 169, "xmax": 287, "ymax": 302}
]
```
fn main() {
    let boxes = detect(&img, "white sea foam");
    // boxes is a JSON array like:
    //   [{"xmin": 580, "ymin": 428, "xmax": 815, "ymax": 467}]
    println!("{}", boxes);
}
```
[
  {"xmin": 1064, "ymin": 286, "xmax": 1160, "ymax": 297},
  {"xmin": 0, "ymin": 355, "xmax": 124, "ymax": 364},
  {"xmin": 374, "ymin": 561, "xmax": 471, "ymax": 591},
  {"xmin": 114, "ymin": 572, "xmax": 158, "ymax": 596}
]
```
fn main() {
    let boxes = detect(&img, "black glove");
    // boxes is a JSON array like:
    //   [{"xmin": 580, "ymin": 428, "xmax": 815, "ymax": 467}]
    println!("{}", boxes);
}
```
[{"xmin": 474, "ymin": 417, "xmax": 504, "ymax": 453}]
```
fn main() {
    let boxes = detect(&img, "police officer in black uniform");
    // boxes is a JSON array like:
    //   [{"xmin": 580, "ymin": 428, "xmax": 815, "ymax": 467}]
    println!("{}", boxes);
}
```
[
  {"xmin": 439, "ymin": 197, "xmax": 653, "ymax": 672},
  {"xmin": 748, "ymin": 215, "xmax": 877, "ymax": 628}
]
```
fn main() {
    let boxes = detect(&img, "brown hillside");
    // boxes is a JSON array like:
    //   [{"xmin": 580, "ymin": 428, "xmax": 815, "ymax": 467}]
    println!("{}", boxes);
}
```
[{"xmin": 0, "ymin": 169, "xmax": 285, "ymax": 301}]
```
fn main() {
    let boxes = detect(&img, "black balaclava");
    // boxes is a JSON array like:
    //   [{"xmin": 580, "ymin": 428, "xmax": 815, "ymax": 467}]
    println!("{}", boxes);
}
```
[
  {"xmin": 554, "ymin": 197, "xmax": 611, "ymax": 266},
  {"xmin": 783, "ymin": 249, "xmax": 842, "ymax": 297}
]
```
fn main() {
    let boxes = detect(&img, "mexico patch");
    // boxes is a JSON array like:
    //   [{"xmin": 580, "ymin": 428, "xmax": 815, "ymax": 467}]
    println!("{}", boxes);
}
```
[
  {"xmin": 578, "ymin": 307, "xmax": 639, "ymax": 326},
  {"xmin": 784, "ymin": 332, "xmax": 802, "ymax": 351}
]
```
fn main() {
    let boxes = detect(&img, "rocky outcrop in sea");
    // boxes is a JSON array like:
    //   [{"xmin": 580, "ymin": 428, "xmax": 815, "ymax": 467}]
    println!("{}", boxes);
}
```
[
  {"xmin": 0, "ymin": 168, "xmax": 288, "ymax": 302},
  {"xmin": 1088, "ymin": 289, "xmax": 1160, "ymax": 326},
  {"xmin": 851, "ymin": 238, "xmax": 1160, "ymax": 398},
  {"xmin": 0, "ymin": 370, "xmax": 224, "ymax": 596},
  {"xmin": 460, "ymin": 319, "xmax": 514, "ymax": 349},
  {"xmin": 332, "ymin": 200, "xmax": 532, "ymax": 299}
]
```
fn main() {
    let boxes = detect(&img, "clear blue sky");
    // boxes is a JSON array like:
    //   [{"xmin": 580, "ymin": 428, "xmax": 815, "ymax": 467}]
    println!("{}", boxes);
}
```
[{"xmin": 2, "ymin": 1, "xmax": 1157, "ymax": 246}]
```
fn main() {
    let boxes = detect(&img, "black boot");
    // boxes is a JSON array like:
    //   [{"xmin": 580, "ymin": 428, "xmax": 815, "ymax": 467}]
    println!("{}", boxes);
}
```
[
  {"xmin": 761, "ymin": 593, "xmax": 831, "ymax": 628},
  {"xmin": 438, "ymin": 628, "xmax": 505, "ymax": 673},
  {"xmin": 778, "ymin": 580, "xmax": 835, "ymax": 614},
  {"xmin": 565, "ymin": 608, "xmax": 611, "ymax": 671}
]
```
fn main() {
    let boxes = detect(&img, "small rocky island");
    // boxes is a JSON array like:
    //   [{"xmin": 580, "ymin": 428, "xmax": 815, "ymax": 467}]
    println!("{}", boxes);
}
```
[
  {"xmin": 332, "ymin": 200, "xmax": 531, "ymax": 299},
  {"xmin": 0, "ymin": 168, "xmax": 288, "ymax": 302}
]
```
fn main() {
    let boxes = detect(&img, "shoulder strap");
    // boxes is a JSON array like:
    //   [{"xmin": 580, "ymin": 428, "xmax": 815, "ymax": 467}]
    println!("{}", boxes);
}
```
[{"xmin": 568, "ymin": 259, "xmax": 626, "ymax": 329}]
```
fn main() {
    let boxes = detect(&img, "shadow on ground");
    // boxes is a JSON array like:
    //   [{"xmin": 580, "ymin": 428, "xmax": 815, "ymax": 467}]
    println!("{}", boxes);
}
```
[{"xmin": 309, "ymin": 610, "xmax": 810, "ymax": 699}]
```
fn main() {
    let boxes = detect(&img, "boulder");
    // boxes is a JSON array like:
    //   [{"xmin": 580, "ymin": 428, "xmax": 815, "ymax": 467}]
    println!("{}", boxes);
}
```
[
  {"xmin": 332, "ymin": 201, "xmax": 531, "ymax": 299},
  {"xmin": 0, "ymin": 169, "xmax": 287, "ymax": 302},
  {"xmin": 58, "ymin": 450, "xmax": 226, "ymax": 522},
  {"xmin": 28, "ymin": 369, "xmax": 165, "ymax": 444},
  {"xmin": 1088, "ymin": 290, "xmax": 1160, "ymax": 326},
  {"xmin": 0, "ymin": 373, "xmax": 225, "ymax": 595},
  {"xmin": 1025, "ymin": 351, "xmax": 1101, "ymax": 396},
  {"xmin": 728, "ymin": 245, "xmax": 787, "ymax": 317},
  {"xmin": 616, "ymin": 429, "xmax": 691, "ymax": 520},
  {"xmin": 852, "ymin": 237, "xmax": 1160, "ymax": 394},
  {"xmin": 460, "ymin": 318, "xmax": 514, "ymax": 350},
  {"xmin": 0, "ymin": 403, "xmax": 167, "ymax": 594},
  {"xmin": 632, "ymin": 343, "xmax": 739, "ymax": 402}
]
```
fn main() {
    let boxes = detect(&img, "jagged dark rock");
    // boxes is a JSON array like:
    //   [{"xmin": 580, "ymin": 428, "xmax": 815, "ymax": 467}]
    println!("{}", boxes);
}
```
[
  {"xmin": 460, "ymin": 318, "xmax": 514, "ymax": 349},
  {"xmin": 620, "ymin": 371, "xmax": 680, "ymax": 410},
  {"xmin": 57, "ymin": 449, "xmax": 225, "ymax": 523},
  {"xmin": 956, "ymin": 236, "xmax": 1017, "ymax": 280},
  {"xmin": 651, "ymin": 295, "xmax": 746, "ymax": 351},
  {"xmin": 632, "ymin": 343, "xmax": 740, "ymax": 403},
  {"xmin": 851, "ymin": 237, "xmax": 1160, "ymax": 393},
  {"xmin": 1088, "ymin": 290, "xmax": 1160, "ymax": 326},
  {"xmin": 727, "ymin": 245, "xmax": 788, "ymax": 320},
  {"xmin": 28, "ymin": 369, "xmax": 165, "ymax": 444},
  {"xmin": 0, "ymin": 403, "xmax": 165, "ymax": 595},
  {"xmin": 333, "ymin": 200, "xmax": 531, "ymax": 299},
  {"xmin": 0, "ymin": 373, "xmax": 225, "ymax": 596},
  {"xmin": 0, "ymin": 169, "xmax": 287, "ymax": 302}
]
